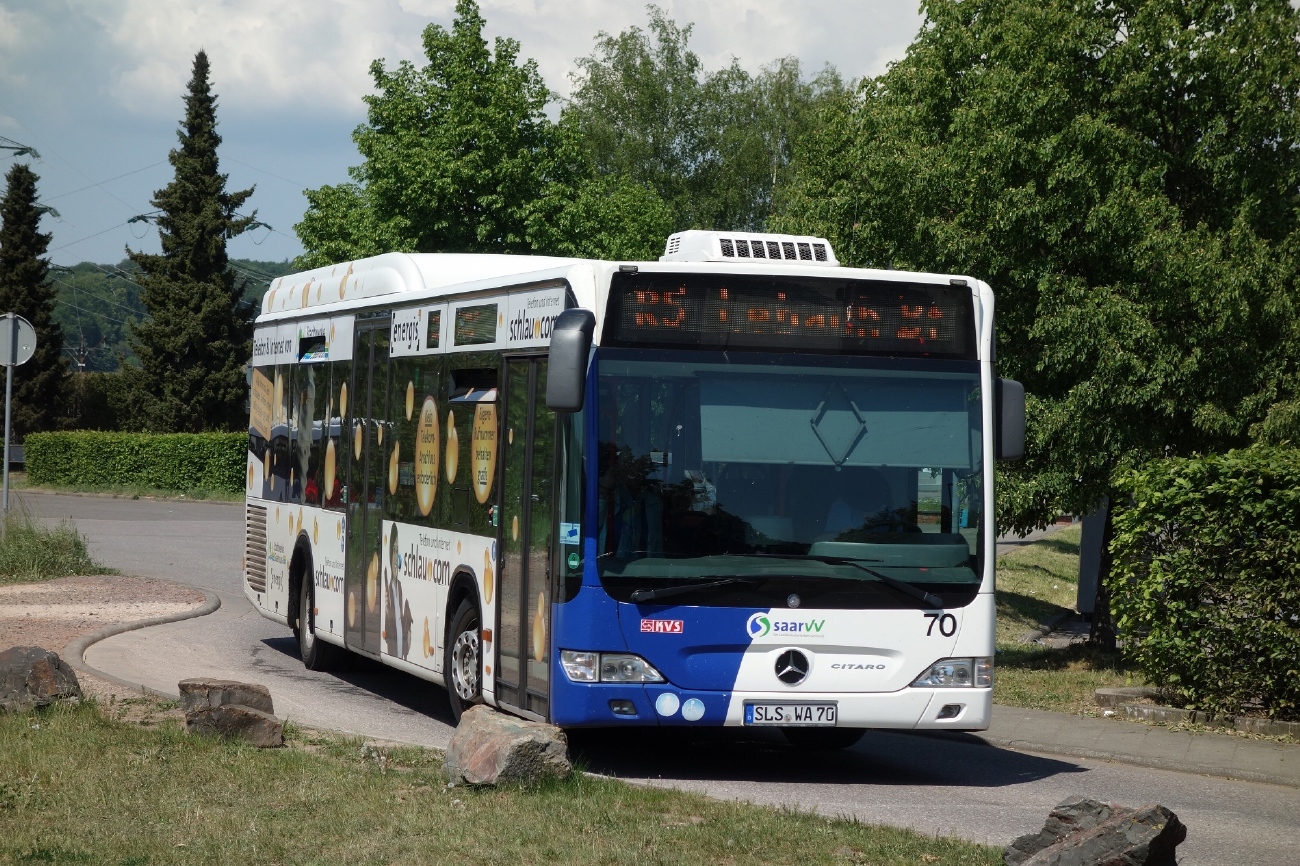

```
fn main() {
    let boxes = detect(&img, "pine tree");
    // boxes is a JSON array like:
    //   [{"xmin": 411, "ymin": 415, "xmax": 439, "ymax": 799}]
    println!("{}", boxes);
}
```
[
  {"xmin": 0, "ymin": 163, "xmax": 68, "ymax": 437},
  {"xmin": 125, "ymin": 50, "xmax": 255, "ymax": 432}
]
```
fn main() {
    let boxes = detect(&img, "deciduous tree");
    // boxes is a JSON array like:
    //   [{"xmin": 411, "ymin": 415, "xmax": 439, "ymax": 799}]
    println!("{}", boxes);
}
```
[
  {"xmin": 567, "ymin": 7, "xmax": 844, "ymax": 233},
  {"xmin": 776, "ymin": 0, "xmax": 1300, "ymax": 645}
]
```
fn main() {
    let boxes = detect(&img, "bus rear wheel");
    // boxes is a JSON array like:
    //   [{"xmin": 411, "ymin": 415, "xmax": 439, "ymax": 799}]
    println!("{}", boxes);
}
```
[
  {"xmin": 781, "ymin": 727, "xmax": 865, "ymax": 751},
  {"xmin": 445, "ymin": 599, "xmax": 483, "ymax": 723},
  {"xmin": 298, "ymin": 577, "xmax": 343, "ymax": 671}
]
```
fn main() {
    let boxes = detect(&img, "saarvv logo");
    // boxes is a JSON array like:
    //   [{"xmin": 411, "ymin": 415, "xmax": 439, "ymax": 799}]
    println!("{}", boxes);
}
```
[
  {"xmin": 640, "ymin": 619, "xmax": 684, "ymax": 634},
  {"xmin": 746, "ymin": 612, "xmax": 826, "ymax": 639}
]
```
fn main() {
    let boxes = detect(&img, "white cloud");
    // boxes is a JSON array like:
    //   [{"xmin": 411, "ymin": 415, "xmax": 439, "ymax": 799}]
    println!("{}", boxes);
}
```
[{"xmin": 25, "ymin": 1, "xmax": 920, "ymax": 120}]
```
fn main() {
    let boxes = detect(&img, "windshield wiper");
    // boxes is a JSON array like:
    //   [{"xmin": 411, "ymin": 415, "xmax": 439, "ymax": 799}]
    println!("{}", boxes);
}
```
[
  {"xmin": 630, "ymin": 576, "xmax": 763, "ymax": 603},
  {"xmin": 739, "ymin": 553, "xmax": 945, "ymax": 609}
]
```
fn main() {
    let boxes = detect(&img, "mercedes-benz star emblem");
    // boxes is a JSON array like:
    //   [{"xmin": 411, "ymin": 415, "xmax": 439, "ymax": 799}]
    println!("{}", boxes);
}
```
[{"xmin": 775, "ymin": 649, "xmax": 810, "ymax": 685}]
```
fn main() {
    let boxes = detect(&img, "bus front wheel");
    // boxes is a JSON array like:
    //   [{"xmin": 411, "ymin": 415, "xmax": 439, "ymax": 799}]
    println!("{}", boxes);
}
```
[
  {"xmin": 297, "ymin": 577, "xmax": 343, "ymax": 671},
  {"xmin": 445, "ymin": 599, "xmax": 483, "ymax": 723}
]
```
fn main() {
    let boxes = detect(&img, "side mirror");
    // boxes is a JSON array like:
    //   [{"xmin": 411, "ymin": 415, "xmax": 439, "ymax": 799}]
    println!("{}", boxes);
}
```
[
  {"xmin": 546, "ymin": 309, "xmax": 596, "ymax": 412},
  {"xmin": 996, "ymin": 378, "xmax": 1025, "ymax": 461}
]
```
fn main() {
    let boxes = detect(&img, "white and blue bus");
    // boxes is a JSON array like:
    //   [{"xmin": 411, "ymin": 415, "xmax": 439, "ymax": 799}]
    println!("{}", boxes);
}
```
[{"xmin": 244, "ymin": 230, "xmax": 1024, "ymax": 749}]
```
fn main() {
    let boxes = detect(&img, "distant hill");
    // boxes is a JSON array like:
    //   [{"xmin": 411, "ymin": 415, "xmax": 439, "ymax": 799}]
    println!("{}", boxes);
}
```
[{"xmin": 49, "ymin": 258, "xmax": 295, "ymax": 372}]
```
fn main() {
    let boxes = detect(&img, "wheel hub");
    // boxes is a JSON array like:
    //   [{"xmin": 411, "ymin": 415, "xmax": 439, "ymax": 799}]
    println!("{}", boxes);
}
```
[{"xmin": 451, "ymin": 628, "xmax": 480, "ymax": 700}]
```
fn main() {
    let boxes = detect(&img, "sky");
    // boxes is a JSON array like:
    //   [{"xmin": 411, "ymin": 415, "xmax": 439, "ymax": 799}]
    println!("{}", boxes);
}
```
[{"xmin": 0, "ymin": 0, "xmax": 924, "ymax": 269}]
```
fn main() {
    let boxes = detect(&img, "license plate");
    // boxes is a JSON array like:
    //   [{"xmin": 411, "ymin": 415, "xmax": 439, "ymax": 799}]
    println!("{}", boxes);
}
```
[{"xmin": 744, "ymin": 702, "xmax": 838, "ymax": 726}]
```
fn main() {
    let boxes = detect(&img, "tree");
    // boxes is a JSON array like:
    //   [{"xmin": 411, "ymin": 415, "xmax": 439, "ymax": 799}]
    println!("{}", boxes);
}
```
[
  {"xmin": 566, "ymin": 7, "xmax": 845, "ymax": 233},
  {"xmin": 296, "ymin": 0, "xmax": 560, "ymax": 267},
  {"xmin": 124, "ymin": 50, "xmax": 256, "ymax": 433},
  {"xmin": 776, "ymin": 0, "xmax": 1300, "ymax": 645},
  {"xmin": 0, "ymin": 163, "xmax": 68, "ymax": 436}
]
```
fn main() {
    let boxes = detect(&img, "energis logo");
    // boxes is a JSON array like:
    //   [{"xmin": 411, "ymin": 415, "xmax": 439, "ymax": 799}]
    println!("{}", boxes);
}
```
[{"xmin": 746, "ymin": 612, "xmax": 826, "ymax": 639}]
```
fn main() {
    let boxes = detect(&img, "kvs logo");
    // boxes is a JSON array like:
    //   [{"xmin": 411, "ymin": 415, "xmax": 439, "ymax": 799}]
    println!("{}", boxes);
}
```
[{"xmin": 640, "ymin": 619, "xmax": 684, "ymax": 634}]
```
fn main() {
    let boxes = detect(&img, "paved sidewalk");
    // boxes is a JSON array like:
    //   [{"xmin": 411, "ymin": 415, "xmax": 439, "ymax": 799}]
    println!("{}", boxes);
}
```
[{"xmin": 979, "ymin": 705, "xmax": 1299, "ymax": 789}]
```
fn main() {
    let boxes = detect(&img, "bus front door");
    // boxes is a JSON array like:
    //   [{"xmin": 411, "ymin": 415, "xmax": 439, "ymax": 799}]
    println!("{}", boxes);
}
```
[
  {"xmin": 344, "ymin": 322, "xmax": 390, "ymax": 658},
  {"xmin": 496, "ymin": 357, "xmax": 555, "ymax": 719}
]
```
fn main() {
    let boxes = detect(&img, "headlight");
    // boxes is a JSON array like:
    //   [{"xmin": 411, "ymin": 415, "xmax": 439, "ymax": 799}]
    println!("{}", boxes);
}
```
[
  {"xmin": 911, "ymin": 657, "xmax": 993, "ymax": 688},
  {"xmin": 559, "ymin": 650, "xmax": 598, "ymax": 682},
  {"xmin": 560, "ymin": 650, "xmax": 665, "ymax": 683}
]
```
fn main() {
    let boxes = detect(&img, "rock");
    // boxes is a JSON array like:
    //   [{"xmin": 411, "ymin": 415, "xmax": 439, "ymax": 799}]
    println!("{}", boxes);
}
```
[
  {"xmin": 0, "ymin": 646, "xmax": 82, "ymax": 712},
  {"xmin": 444, "ymin": 704, "xmax": 571, "ymax": 786},
  {"xmin": 1005, "ymin": 797, "xmax": 1116, "ymax": 865},
  {"xmin": 179, "ymin": 678, "xmax": 282, "ymax": 747},
  {"xmin": 185, "ymin": 703, "xmax": 285, "ymax": 748},
  {"xmin": 1005, "ymin": 797, "xmax": 1186, "ymax": 866},
  {"xmin": 178, "ymin": 678, "xmax": 275, "ymax": 715}
]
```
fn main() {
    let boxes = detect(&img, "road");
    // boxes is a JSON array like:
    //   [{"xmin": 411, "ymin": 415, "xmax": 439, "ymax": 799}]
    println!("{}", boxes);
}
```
[{"xmin": 23, "ymin": 491, "xmax": 1300, "ymax": 865}]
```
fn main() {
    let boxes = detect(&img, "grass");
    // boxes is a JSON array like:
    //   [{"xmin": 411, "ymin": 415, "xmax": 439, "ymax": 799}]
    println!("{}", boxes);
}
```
[
  {"xmin": 0, "ymin": 701, "xmax": 1001, "ymax": 866},
  {"xmin": 0, "ymin": 507, "xmax": 112, "ymax": 585},
  {"xmin": 993, "ymin": 525, "xmax": 1141, "ymax": 714},
  {"xmin": 11, "ymin": 472, "xmax": 243, "ymax": 503}
]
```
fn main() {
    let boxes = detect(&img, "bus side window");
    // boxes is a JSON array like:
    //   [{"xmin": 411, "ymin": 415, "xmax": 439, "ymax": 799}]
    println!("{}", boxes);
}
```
[
  {"xmin": 322, "ymin": 357, "xmax": 349, "ymax": 512},
  {"xmin": 446, "ymin": 357, "xmax": 499, "ymax": 536},
  {"xmin": 387, "ymin": 354, "xmax": 445, "ymax": 527}
]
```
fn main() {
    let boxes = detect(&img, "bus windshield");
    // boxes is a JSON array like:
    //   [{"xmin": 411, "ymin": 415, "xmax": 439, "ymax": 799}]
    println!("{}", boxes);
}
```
[{"xmin": 595, "ymin": 349, "xmax": 984, "ymax": 607}]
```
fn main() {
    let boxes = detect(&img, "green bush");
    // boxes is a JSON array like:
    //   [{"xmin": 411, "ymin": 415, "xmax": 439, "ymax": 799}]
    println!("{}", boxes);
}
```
[
  {"xmin": 1111, "ymin": 447, "xmax": 1300, "ymax": 720},
  {"xmin": 24, "ymin": 431, "xmax": 246, "ymax": 494}
]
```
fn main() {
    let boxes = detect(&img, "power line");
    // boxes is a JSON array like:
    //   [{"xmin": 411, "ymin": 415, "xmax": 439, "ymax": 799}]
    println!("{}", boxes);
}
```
[
  {"xmin": 47, "ymin": 219, "xmax": 136, "ymax": 253},
  {"xmin": 223, "ymin": 156, "xmax": 306, "ymax": 189},
  {"xmin": 53, "ymin": 296, "xmax": 134, "ymax": 328},
  {"xmin": 0, "ymin": 115, "xmax": 147, "ymax": 216},
  {"xmin": 44, "ymin": 161, "xmax": 167, "ymax": 202},
  {"xmin": 45, "ymin": 273, "xmax": 145, "ymax": 320}
]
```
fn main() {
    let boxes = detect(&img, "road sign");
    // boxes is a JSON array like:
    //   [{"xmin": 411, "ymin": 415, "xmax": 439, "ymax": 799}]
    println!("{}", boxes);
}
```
[
  {"xmin": 1, "ymin": 312, "xmax": 37, "ymax": 514},
  {"xmin": 0, "ymin": 314, "xmax": 36, "ymax": 367}
]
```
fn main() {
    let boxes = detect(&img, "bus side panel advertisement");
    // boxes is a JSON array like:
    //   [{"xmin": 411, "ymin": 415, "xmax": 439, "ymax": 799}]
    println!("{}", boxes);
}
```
[
  {"xmin": 306, "ymin": 507, "xmax": 346, "ymax": 638},
  {"xmin": 380, "ymin": 520, "xmax": 497, "ymax": 690},
  {"xmin": 504, "ymin": 287, "xmax": 565, "ymax": 348},
  {"xmin": 390, "ymin": 304, "xmax": 447, "ymax": 358}
]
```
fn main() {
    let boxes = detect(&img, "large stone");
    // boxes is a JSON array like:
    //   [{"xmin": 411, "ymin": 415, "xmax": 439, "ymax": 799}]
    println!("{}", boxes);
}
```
[
  {"xmin": 179, "ymin": 678, "xmax": 282, "ymax": 747},
  {"xmin": 185, "ymin": 703, "xmax": 284, "ymax": 748},
  {"xmin": 444, "ymin": 704, "xmax": 571, "ymax": 786},
  {"xmin": 0, "ymin": 646, "xmax": 82, "ymax": 712},
  {"xmin": 1005, "ymin": 797, "xmax": 1116, "ymax": 865},
  {"xmin": 1006, "ymin": 797, "xmax": 1186, "ymax": 866},
  {"xmin": 178, "ymin": 678, "xmax": 275, "ymax": 715}
]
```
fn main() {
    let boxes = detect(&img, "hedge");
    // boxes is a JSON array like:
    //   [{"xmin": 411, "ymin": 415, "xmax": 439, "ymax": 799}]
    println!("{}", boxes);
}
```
[
  {"xmin": 1111, "ymin": 447, "xmax": 1300, "ymax": 720},
  {"xmin": 24, "ymin": 431, "xmax": 246, "ymax": 494}
]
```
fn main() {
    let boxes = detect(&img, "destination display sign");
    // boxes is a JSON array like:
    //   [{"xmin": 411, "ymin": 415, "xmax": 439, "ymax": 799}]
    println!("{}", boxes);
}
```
[{"xmin": 605, "ymin": 273, "xmax": 976, "ymax": 358}]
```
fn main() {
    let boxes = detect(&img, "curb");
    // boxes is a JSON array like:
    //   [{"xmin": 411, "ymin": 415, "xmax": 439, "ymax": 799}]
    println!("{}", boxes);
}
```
[
  {"xmin": 63, "ymin": 588, "xmax": 222, "ymax": 699},
  {"xmin": 969, "ymin": 731, "xmax": 1300, "ymax": 789},
  {"xmin": 19, "ymin": 487, "xmax": 242, "ymax": 506},
  {"xmin": 1018, "ymin": 611, "xmax": 1070, "ymax": 644}
]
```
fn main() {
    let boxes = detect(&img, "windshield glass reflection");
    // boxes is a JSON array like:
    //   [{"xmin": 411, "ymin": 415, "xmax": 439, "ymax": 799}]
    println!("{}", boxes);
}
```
[{"xmin": 595, "ymin": 349, "xmax": 984, "ymax": 602}]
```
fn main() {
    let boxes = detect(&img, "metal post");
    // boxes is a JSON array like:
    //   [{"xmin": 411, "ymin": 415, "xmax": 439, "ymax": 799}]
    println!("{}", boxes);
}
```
[{"xmin": 2, "ymin": 314, "xmax": 13, "ymax": 514}]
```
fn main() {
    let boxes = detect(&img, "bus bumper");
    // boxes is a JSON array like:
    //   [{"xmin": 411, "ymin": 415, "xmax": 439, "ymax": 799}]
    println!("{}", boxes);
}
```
[{"xmin": 550, "ymin": 678, "xmax": 992, "ymax": 730}]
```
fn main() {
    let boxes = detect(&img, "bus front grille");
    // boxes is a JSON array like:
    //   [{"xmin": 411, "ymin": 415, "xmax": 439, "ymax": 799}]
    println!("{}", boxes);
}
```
[{"xmin": 245, "ymin": 503, "xmax": 268, "ymax": 594}]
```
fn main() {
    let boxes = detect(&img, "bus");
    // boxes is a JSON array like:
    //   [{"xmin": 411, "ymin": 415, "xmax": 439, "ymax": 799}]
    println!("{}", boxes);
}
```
[{"xmin": 244, "ymin": 230, "xmax": 1024, "ymax": 749}]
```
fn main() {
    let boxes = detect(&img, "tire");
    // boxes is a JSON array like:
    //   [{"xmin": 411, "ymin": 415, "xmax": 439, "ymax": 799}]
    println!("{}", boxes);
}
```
[
  {"xmin": 444, "ymin": 599, "xmax": 483, "ymax": 723},
  {"xmin": 297, "ymin": 574, "xmax": 343, "ymax": 671},
  {"xmin": 781, "ymin": 726, "xmax": 866, "ymax": 751}
]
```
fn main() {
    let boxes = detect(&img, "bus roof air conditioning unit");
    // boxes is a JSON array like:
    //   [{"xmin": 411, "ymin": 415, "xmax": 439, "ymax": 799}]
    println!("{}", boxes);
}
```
[{"xmin": 659, "ymin": 230, "xmax": 839, "ymax": 266}]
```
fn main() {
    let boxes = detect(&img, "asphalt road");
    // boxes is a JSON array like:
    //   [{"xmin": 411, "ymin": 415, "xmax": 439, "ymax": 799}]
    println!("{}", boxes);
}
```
[{"xmin": 23, "ymin": 491, "xmax": 1300, "ymax": 865}]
